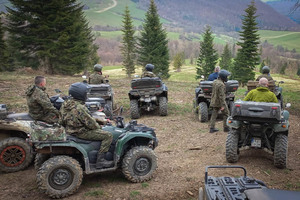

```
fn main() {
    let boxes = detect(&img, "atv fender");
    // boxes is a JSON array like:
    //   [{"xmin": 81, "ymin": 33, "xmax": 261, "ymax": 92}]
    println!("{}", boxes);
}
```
[
  {"xmin": 226, "ymin": 117, "xmax": 242, "ymax": 129},
  {"xmin": 272, "ymin": 121, "xmax": 289, "ymax": 133},
  {"xmin": 115, "ymin": 132, "xmax": 158, "ymax": 156}
]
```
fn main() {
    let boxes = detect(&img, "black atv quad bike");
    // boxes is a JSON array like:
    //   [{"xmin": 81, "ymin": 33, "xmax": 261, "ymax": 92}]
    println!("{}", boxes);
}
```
[
  {"xmin": 193, "ymin": 80, "xmax": 239, "ymax": 122},
  {"xmin": 129, "ymin": 77, "xmax": 168, "ymax": 119},
  {"xmin": 199, "ymin": 165, "xmax": 300, "ymax": 200}
]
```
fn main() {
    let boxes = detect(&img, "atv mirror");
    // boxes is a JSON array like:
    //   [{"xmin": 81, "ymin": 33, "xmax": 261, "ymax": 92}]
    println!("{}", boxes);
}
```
[
  {"xmin": 82, "ymin": 75, "xmax": 87, "ymax": 79},
  {"xmin": 54, "ymin": 89, "xmax": 61, "ymax": 93},
  {"xmin": 285, "ymin": 103, "xmax": 291, "ymax": 108}
]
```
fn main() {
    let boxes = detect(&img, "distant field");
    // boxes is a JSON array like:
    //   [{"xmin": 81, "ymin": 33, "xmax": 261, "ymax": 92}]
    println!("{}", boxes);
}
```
[
  {"xmin": 82, "ymin": 0, "xmax": 169, "ymax": 27},
  {"xmin": 259, "ymin": 30, "xmax": 300, "ymax": 52}
]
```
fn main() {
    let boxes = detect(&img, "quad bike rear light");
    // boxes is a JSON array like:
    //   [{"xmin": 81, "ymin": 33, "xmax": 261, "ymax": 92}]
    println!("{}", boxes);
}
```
[
  {"xmin": 235, "ymin": 104, "xmax": 241, "ymax": 107},
  {"xmin": 272, "ymin": 107, "xmax": 278, "ymax": 110}
]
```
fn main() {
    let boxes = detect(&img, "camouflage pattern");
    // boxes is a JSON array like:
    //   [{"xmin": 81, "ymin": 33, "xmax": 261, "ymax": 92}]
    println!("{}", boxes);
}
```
[
  {"xmin": 25, "ymin": 85, "xmax": 59, "ymax": 124},
  {"xmin": 244, "ymin": 86, "xmax": 278, "ymax": 103},
  {"xmin": 210, "ymin": 79, "xmax": 226, "ymax": 108},
  {"xmin": 59, "ymin": 99, "xmax": 112, "ymax": 154},
  {"xmin": 256, "ymin": 74, "xmax": 273, "ymax": 81},
  {"xmin": 89, "ymin": 72, "xmax": 106, "ymax": 84},
  {"xmin": 210, "ymin": 79, "xmax": 229, "ymax": 129},
  {"xmin": 30, "ymin": 122, "xmax": 66, "ymax": 141},
  {"xmin": 141, "ymin": 71, "xmax": 156, "ymax": 78}
]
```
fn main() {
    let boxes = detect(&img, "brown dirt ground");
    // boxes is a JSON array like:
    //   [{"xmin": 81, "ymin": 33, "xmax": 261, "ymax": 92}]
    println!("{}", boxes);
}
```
[{"xmin": 0, "ymin": 73, "xmax": 299, "ymax": 200}]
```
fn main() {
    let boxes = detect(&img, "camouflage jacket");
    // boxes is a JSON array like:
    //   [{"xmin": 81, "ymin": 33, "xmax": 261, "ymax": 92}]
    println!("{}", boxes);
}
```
[
  {"xmin": 256, "ymin": 74, "xmax": 273, "ymax": 81},
  {"xmin": 25, "ymin": 85, "xmax": 59, "ymax": 120},
  {"xmin": 141, "ymin": 71, "xmax": 156, "ymax": 78},
  {"xmin": 59, "ymin": 99, "xmax": 100, "ymax": 135},
  {"xmin": 89, "ymin": 72, "xmax": 105, "ymax": 84},
  {"xmin": 210, "ymin": 79, "xmax": 226, "ymax": 108},
  {"xmin": 244, "ymin": 86, "xmax": 278, "ymax": 103}
]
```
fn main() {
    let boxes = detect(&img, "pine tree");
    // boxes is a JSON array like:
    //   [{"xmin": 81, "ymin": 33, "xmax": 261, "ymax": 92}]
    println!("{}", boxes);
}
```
[
  {"xmin": 6, "ymin": 0, "xmax": 98, "ymax": 74},
  {"xmin": 196, "ymin": 26, "xmax": 218, "ymax": 80},
  {"xmin": 231, "ymin": 0, "xmax": 260, "ymax": 84},
  {"xmin": 219, "ymin": 43, "xmax": 232, "ymax": 70},
  {"xmin": 259, "ymin": 60, "xmax": 266, "ymax": 73},
  {"xmin": 120, "ymin": 6, "xmax": 136, "ymax": 78},
  {"xmin": 137, "ymin": 0, "xmax": 170, "ymax": 78},
  {"xmin": 173, "ymin": 52, "xmax": 184, "ymax": 72},
  {"xmin": 0, "ymin": 16, "xmax": 8, "ymax": 71}
]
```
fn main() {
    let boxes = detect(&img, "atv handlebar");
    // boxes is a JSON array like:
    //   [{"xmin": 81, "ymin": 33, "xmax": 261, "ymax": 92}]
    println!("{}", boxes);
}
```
[{"xmin": 205, "ymin": 165, "xmax": 247, "ymax": 184}]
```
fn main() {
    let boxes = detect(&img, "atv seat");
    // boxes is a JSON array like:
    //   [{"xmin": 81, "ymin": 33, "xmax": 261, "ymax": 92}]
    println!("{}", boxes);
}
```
[{"xmin": 247, "ymin": 80, "xmax": 275, "ymax": 92}]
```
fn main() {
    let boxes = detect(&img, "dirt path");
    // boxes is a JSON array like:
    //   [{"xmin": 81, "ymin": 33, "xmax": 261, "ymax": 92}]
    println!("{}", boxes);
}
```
[
  {"xmin": 262, "ymin": 32, "xmax": 298, "ymax": 39},
  {"xmin": 0, "ymin": 77, "xmax": 299, "ymax": 200},
  {"xmin": 95, "ymin": 0, "xmax": 117, "ymax": 13}
]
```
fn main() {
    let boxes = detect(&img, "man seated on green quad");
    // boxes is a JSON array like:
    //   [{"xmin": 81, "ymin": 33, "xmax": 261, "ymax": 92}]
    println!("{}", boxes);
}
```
[
  {"xmin": 60, "ymin": 82, "xmax": 113, "ymax": 169},
  {"xmin": 89, "ymin": 64, "xmax": 109, "ymax": 84},
  {"xmin": 141, "ymin": 64, "xmax": 156, "ymax": 78},
  {"xmin": 244, "ymin": 77, "xmax": 278, "ymax": 103},
  {"xmin": 25, "ymin": 76, "xmax": 59, "ymax": 124}
]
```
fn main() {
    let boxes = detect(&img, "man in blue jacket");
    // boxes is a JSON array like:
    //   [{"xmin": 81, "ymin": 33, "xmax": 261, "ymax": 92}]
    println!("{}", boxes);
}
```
[{"xmin": 208, "ymin": 66, "xmax": 220, "ymax": 81}]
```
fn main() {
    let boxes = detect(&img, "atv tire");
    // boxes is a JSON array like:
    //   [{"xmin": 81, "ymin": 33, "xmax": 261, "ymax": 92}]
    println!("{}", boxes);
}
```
[
  {"xmin": 37, "ymin": 156, "xmax": 83, "ymax": 199},
  {"xmin": 159, "ymin": 96, "xmax": 168, "ymax": 116},
  {"xmin": 34, "ymin": 153, "xmax": 50, "ymax": 170},
  {"xmin": 0, "ymin": 137, "xmax": 33, "ymax": 173},
  {"xmin": 198, "ymin": 102, "xmax": 208, "ymax": 122},
  {"xmin": 226, "ymin": 129, "xmax": 239, "ymax": 163},
  {"xmin": 274, "ymin": 134, "xmax": 288, "ymax": 169},
  {"xmin": 130, "ymin": 99, "xmax": 140, "ymax": 119},
  {"xmin": 122, "ymin": 146, "xmax": 157, "ymax": 183}
]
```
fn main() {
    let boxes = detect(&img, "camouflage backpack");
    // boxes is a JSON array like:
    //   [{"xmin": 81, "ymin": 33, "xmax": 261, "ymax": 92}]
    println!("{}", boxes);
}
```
[{"xmin": 30, "ymin": 121, "xmax": 66, "ymax": 141}]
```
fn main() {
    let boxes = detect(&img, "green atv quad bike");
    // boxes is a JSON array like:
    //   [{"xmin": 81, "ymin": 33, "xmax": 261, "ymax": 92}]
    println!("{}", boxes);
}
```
[{"xmin": 28, "ymin": 114, "xmax": 158, "ymax": 199}]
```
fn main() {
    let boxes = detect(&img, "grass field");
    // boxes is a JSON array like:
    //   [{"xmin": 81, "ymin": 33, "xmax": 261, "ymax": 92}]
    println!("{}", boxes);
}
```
[{"xmin": 259, "ymin": 30, "xmax": 300, "ymax": 52}]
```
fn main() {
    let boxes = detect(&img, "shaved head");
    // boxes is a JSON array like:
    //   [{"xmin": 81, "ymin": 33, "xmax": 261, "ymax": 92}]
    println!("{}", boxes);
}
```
[{"xmin": 259, "ymin": 77, "xmax": 268, "ymax": 87}]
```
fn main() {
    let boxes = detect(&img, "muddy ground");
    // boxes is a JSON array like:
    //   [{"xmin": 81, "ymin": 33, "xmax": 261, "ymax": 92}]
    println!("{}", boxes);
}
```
[{"xmin": 0, "ymin": 73, "xmax": 299, "ymax": 200}]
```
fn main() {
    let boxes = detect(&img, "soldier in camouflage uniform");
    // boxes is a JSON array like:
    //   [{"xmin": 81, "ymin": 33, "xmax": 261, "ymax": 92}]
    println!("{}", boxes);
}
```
[
  {"xmin": 88, "ymin": 64, "xmax": 108, "ymax": 84},
  {"xmin": 256, "ymin": 66, "xmax": 273, "ymax": 81},
  {"xmin": 25, "ymin": 76, "xmax": 59, "ymax": 124},
  {"xmin": 209, "ymin": 70, "xmax": 231, "ymax": 133},
  {"xmin": 60, "ymin": 82, "xmax": 113, "ymax": 169},
  {"xmin": 141, "ymin": 64, "xmax": 156, "ymax": 78}
]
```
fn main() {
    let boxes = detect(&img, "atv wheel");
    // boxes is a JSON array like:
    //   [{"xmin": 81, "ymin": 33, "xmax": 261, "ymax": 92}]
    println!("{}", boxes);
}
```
[
  {"xmin": 226, "ymin": 129, "xmax": 239, "ymax": 163},
  {"xmin": 130, "ymin": 99, "xmax": 140, "ymax": 119},
  {"xmin": 37, "ymin": 156, "xmax": 83, "ymax": 199},
  {"xmin": 159, "ymin": 96, "xmax": 168, "ymax": 116},
  {"xmin": 0, "ymin": 137, "xmax": 33, "ymax": 173},
  {"xmin": 274, "ymin": 134, "xmax": 288, "ymax": 169},
  {"xmin": 104, "ymin": 100, "xmax": 113, "ymax": 117},
  {"xmin": 122, "ymin": 146, "xmax": 157, "ymax": 183},
  {"xmin": 34, "ymin": 153, "xmax": 51, "ymax": 170},
  {"xmin": 198, "ymin": 102, "xmax": 208, "ymax": 122}
]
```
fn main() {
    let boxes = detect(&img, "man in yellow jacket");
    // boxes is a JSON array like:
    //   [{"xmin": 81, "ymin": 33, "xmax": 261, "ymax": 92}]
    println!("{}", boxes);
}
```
[{"xmin": 244, "ymin": 77, "xmax": 278, "ymax": 103}]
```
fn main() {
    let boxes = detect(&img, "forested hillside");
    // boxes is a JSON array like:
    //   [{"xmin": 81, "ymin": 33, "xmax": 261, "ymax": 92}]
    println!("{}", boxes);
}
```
[{"xmin": 266, "ymin": 0, "xmax": 300, "ymax": 24}]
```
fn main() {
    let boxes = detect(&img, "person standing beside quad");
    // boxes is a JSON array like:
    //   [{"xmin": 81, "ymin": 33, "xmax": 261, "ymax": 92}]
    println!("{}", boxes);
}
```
[
  {"xmin": 244, "ymin": 77, "xmax": 278, "ymax": 103},
  {"xmin": 25, "ymin": 76, "xmax": 59, "ymax": 124},
  {"xmin": 209, "ymin": 70, "xmax": 230, "ymax": 133},
  {"xmin": 59, "ymin": 82, "xmax": 113, "ymax": 169},
  {"xmin": 89, "ymin": 64, "xmax": 109, "ymax": 84},
  {"xmin": 141, "ymin": 64, "xmax": 157, "ymax": 78},
  {"xmin": 256, "ymin": 66, "xmax": 273, "ymax": 81},
  {"xmin": 208, "ymin": 66, "xmax": 220, "ymax": 81}
]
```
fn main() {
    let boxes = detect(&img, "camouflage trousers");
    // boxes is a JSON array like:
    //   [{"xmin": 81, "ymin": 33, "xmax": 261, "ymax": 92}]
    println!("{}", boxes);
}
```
[
  {"xmin": 210, "ymin": 106, "xmax": 229, "ymax": 129},
  {"xmin": 75, "ymin": 129, "xmax": 113, "ymax": 154},
  {"xmin": 38, "ymin": 112, "xmax": 59, "ymax": 124}
]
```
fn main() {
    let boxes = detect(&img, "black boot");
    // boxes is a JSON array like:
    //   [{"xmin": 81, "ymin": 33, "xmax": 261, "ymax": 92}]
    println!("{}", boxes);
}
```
[
  {"xmin": 96, "ymin": 153, "xmax": 114, "ymax": 169},
  {"xmin": 223, "ymin": 127, "xmax": 230, "ymax": 132},
  {"xmin": 209, "ymin": 128, "xmax": 219, "ymax": 133}
]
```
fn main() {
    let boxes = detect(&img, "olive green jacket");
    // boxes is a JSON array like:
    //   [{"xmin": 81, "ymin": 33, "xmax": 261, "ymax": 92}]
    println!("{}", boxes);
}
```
[
  {"xmin": 210, "ymin": 79, "xmax": 226, "ymax": 108},
  {"xmin": 89, "ymin": 72, "xmax": 105, "ymax": 84},
  {"xmin": 256, "ymin": 74, "xmax": 273, "ymax": 81},
  {"xmin": 141, "ymin": 71, "xmax": 156, "ymax": 78},
  {"xmin": 244, "ymin": 86, "xmax": 278, "ymax": 103}
]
